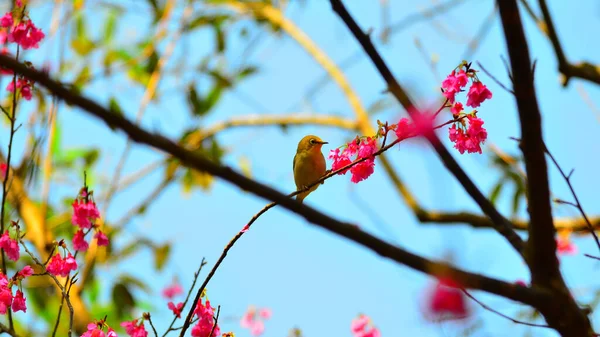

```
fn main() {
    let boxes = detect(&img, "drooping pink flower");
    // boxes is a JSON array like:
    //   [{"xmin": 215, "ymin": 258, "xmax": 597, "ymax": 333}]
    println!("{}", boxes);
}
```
[
  {"xmin": 0, "ymin": 230, "xmax": 19, "ymax": 261},
  {"xmin": 0, "ymin": 287, "xmax": 12, "ymax": 314},
  {"xmin": 349, "ymin": 160, "xmax": 375, "ymax": 183},
  {"xmin": 557, "ymin": 236, "xmax": 577, "ymax": 255},
  {"xmin": 17, "ymin": 265, "xmax": 33, "ymax": 279},
  {"xmin": 192, "ymin": 299, "xmax": 220, "ymax": 337},
  {"xmin": 441, "ymin": 70, "xmax": 468, "ymax": 103},
  {"xmin": 81, "ymin": 323, "xmax": 105, "ymax": 337},
  {"xmin": 46, "ymin": 253, "xmax": 77, "ymax": 277},
  {"xmin": 162, "ymin": 281, "xmax": 183, "ymax": 299},
  {"xmin": 8, "ymin": 21, "xmax": 45, "ymax": 50},
  {"xmin": 450, "ymin": 102, "xmax": 463, "ymax": 116},
  {"xmin": 94, "ymin": 230, "xmax": 109, "ymax": 246},
  {"xmin": 240, "ymin": 306, "xmax": 271, "ymax": 336},
  {"xmin": 410, "ymin": 108, "xmax": 437, "ymax": 141},
  {"xmin": 328, "ymin": 148, "xmax": 352, "ymax": 174},
  {"xmin": 448, "ymin": 116, "xmax": 487, "ymax": 154},
  {"xmin": 0, "ymin": 13, "xmax": 13, "ymax": 28},
  {"xmin": 107, "ymin": 328, "xmax": 118, "ymax": 337},
  {"xmin": 0, "ymin": 272, "xmax": 8, "ymax": 288},
  {"xmin": 72, "ymin": 199, "xmax": 100, "ymax": 229},
  {"xmin": 394, "ymin": 118, "xmax": 413, "ymax": 140},
  {"xmin": 73, "ymin": 229, "xmax": 89, "ymax": 251},
  {"xmin": 426, "ymin": 277, "xmax": 469, "ymax": 320},
  {"xmin": 168, "ymin": 301, "xmax": 183, "ymax": 318},
  {"xmin": 6, "ymin": 78, "xmax": 33, "ymax": 100},
  {"xmin": 121, "ymin": 319, "xmax": 148, "ymax": 337},
  {"xmin": 259, "ymin": 308, "xmax": 272, "ymax": 319},
  {"xmin": 466, "ymin": 81, "xmax": 492, "ymax": 108},
  {"xmin": 357, "ymin": 137, "xmax": 377, "ymax": 159},
  {"xmin": 11, "ymin": 290, "xmax": 26, "ymax": 312},
  {"xmin": 351, "ymin": 314, "xmax": 380, "ymax": 337},
  {"xmin": 0, "ymin": 163, "xmax": 6, "ymax": 179}
]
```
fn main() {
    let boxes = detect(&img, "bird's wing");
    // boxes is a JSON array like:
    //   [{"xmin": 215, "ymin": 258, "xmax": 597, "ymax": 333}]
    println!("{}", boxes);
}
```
[{"xmin": 292, "ymin": 152, "xmax": 297, "ymax": 173}]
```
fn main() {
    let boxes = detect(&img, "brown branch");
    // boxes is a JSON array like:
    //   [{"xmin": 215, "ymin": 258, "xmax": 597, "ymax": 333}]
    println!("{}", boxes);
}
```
[
  {"xmin": 328, "ymin": 0, "xmax": 524, "ymax": 255},
  {"xmin": 461, "ymin": 289, "xmax": 551, "ymax": 328},
  {"xmin": 497, "ymin": 1, "xmax": 593, "ymax": 336},
  {"xmin": 0, "ymin": 54, "xmax": 552, "ymax": 336},
  {"xmin": 535, "ymin": 0, "xmax": 600, "ymax": 86}
]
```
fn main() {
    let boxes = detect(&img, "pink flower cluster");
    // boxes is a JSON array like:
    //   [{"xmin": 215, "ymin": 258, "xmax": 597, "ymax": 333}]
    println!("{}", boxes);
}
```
[
  {"xmin": 162, "ymin": 281, "xmax": 184, "ymax": 319},
  {"xmin": 448, "ymin": 115, "xmax": 488, "ymax": 154},
  {"xmin": 442, "ymin": 63, "xmax": 493, "ymax": 154},
  {"xmin": 71, "ymin": 187, "xmax": 109, "ymax": 251},
  {"xmin": 0, "ymin": 265, "xmax": 33, "ymax": 314},
  {"xmin": 82, "ymin": 322, "xmax": 118, "ymax": 337},
  {"xmin": 121, "ymin": 319, "xmax": 148, "ymax": 337},
  {"xmin": 329, "ymin": 136, "xmax": 379, "ymax": 183},
  {"xmin": 240, "ymin": 306, "xmax": 272, "ymax": 336},
  {"xmin": 192, "ymin": 299, "xmax": 220, "ymax": 337},
  {"xmin": 0, "ymin": 231, "xmax": 19, "ymax": 261},
  {"xmin": 1, "ymin": 1, "xmax": 46, "ymax": 100},
  {"xmin": 557, "ymin": 236, "xmax": 577, "ymax": 256},
  {"xmin": 442, "ymin": 68, "xmax": 492, "ymax": 108},
  {"xmin": 0, "ymin": 163, "xmax": 6, "ymax": 179},
  {"xmin": 351, "ymin": 314, "xmax": 380, "ymax": 337},
  {"xmin": 46, "ymin": 252, "xmax": 77, "ymax": 277},
  {"xmin": 425, "ymin": 277, "xmax": 469, "ymax": 320}
]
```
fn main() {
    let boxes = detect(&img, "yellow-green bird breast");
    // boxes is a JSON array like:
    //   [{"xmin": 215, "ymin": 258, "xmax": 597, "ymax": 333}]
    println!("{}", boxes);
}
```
[{"xmin": 293, "ymin": 150, "xmax": 326, "ymax": 191}]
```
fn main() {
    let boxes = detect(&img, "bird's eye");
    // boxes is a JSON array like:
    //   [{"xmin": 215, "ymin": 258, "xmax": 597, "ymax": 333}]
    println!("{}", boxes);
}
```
[{"xmin": 309, "ymin": 139, "xmax": 316, "ymax": 144}]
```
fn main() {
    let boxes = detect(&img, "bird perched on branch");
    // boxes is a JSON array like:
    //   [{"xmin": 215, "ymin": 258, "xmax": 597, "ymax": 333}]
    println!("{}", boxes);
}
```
[{"xmin": 293, "ymin": 135, "xmax": 328, "ymax": 203}]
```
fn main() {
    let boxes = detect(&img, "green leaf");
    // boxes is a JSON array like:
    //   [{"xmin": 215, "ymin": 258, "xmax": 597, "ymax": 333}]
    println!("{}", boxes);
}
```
[
  {"xmin": 103, "ymin": 10, "xmax": 118, "ymax": 44},
  {"xmin": 512, "ymin": 184, "xmax": 524, "ymax": 215},
  {"xmin": 71, "ymin": 14, "xmax": 95, "ymax": 56},
  {"xmin": 489, "ymin": 178, "xmax": 506, "ymax": 205},
  {"xmin": 236, "ymin": 65, "xmax": 258, "ymax": 81},
  {"xmin": 185, "ymin": 14, "xmax": 230, "ymax": 31},
  {"xmin": 51, "ymin": 118, "xmax": 62, "ymax": 159},
  {"xmin": 154, "ymin": 243, "xmax": 171, "ymax": 271},
  {"xmin": 112, "ymin": 283, "xmax": 135, "ymax": 319},
  {"xmin": 73, "ymin": 65, "xmax": 91, "ymax": 90}
]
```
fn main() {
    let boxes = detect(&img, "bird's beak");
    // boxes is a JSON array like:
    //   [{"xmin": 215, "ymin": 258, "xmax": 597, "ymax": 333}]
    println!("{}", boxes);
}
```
[{"xmin": 318, "ymin": 141, "xmax": 328, "ymax": 145}]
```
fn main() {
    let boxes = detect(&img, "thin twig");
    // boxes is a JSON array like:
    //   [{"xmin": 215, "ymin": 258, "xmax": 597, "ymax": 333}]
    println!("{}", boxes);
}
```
[
  {"xmin": 147, "ymin": 314, "xmax": 159, "ymax": 337},
  {"xmin": 544, "ymin": 143, "xmax": 600, "ymax": 254},
  {"xmin": 476, "ymin": 61, "xmax": 514, "ymax": 94},
  {"xmin": 461, "ymin": 288, "xmax": 551, "ymax": 328},
  {"xmin": 208, "ymin": 306, "xmax": 221, "ymax": 337},
  {"xmin": 162, "ymin": 259, "xmax": 207, "ymax": 337}
]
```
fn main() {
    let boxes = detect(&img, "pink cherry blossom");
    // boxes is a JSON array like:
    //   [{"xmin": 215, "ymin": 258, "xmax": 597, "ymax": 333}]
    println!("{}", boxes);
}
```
[
  {"xmin": 240, "ymin": 306, "xmax": 271, "ymax": 336},
  {"xmin": 168, "ymin": 301, "xmax": 183, "ymax": 318},
  {"xmin": 515, "ymin": 280, "xmax": 528, "ymax": 287},
  {"xmin": 162, "ymin": 281, "xmax": 183, "ymax": 299},
  {"xmin": 351, "ymin": 314, "xmax": 380, "ymax": 337},
  {"xmin": 0, "ymin": 13, "xmax": 13, "ymax": 28},
  {"xmin": 0, "ymin": 230, "xmax": 19, "ymax": 261},
  {"xmin": 448, "ymin": 116, "xmax": 487, "ymax": 154},
  {"xmin": 6, "ymin": 78, "xmax": 33, "ymax": 101},
  {"xmin": 81, "ymin": 323, "xmax": 104, "ymax": 337},
  {"xmin": 394, "ymin": 118, "xmax": 413, "ymax": 140},
  {"xmin": 121, "ymin": 319, "xmax": 147, "ymax": 337},
  {"xmin": 0, "ymin": 163, "xmax": 6, "ymax": 179},
  {"xmin": 466, "ymin": 81, "xmax": 492, "ymax": 108},
  {"xmin": 441, "ymin": 70, "xmax": 468, "ymax": 103},
  {"xmin": 192, "ymin": 299, "xmax": 219, "ymax": 337},
  {"xmin": 450, "ymin": 102, "xmax": 463, "ymax": 116},
  {"xmin": 426, "ymin": 277, "xmax": 469, "ymax": 320},
  {"xmin": 46, "ymin": 253, "xmax": 77, "ymax": 277},
  {"xmin": 557, "ymin": 236, "xmax": 577, "ymax": 255},
  {"xmin": 11, "ymin": 290, "xmax": 26, "ymax": 312},
  {"xmin": 328, "ymin": 148, "xmax": 352, "ymax": 174},
  {"xmin": 72, "ymin": 199, "xmax": 100, "ymax": 229},
  {"xmin": 17, "ymin": 265, "xmax": 33, "ymax": 279},
  {"xmin": 8, "ymin": 21, "xmax": 45, "ymax": 50},
  {"xmin": 349, "ymin": 160, "xmax": 375, "ymax": 183},
  {"xmin": 73, "ymin": 229, "xmax": 89, "ymax": 251},
  {"xmin": 94, "ymin": 230, "xmax": 109, "ymax": 246},
  {"xmin": 0, "ymin": 287, "xmax": 12, "ymax": 314},
  {"xmin": 259, "ymin": 308, "xmax": 272, "ymax": 319}
]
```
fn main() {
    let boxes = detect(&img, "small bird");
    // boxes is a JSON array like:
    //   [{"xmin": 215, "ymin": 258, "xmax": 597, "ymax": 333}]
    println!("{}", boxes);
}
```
[{"xmin": 293, "ymin": 135, "xmax": 328, "ymax": 203}]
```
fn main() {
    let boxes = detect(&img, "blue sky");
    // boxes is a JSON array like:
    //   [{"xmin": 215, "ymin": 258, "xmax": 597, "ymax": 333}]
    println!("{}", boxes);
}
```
[{"xmin": 5, "ymin": 0, "xmax": 600, "ymax": 336}]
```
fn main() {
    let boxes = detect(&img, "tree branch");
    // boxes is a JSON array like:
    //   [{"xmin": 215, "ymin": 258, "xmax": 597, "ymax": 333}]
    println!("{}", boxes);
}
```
[
  {"xmin": 535, "ymin": 0, "xmax": 600, "ymax": 86},
  {"xmin": 0, "ymin": 54, "xmax": 550, "ymax": 326},
  {"xmin": 327, "ymin": 0, "xmax": 524, "ymax": 255},
  {"xmin": 497, "ymin": 0, "xmax": 593, "ymax": 335}
]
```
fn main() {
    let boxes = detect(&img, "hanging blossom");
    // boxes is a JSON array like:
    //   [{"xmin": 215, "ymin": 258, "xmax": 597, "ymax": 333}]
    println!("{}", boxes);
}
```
[
  {"xmin": 121, "ymin": 318, "xmax": 148, "ymax": 337},
  {"xmin": 192, "ymin": 298, "xmax": 220, "ymax": 337},
  {"xmin": 71, "ymin": 185, "xmax": 109, "ymax": 249},
  {"xmin": 82, "ymin": 320, "xmax": 118, "ymax": 337},
  {"xmin": 557, "ymin": 231, "xmax": 577, "ymax": 256},
  {"xmin": 6, "ymin": 78, "xmax": 33, "ymax": 100},
  {"xmin": 0, "ymin": 265, "xmax": 34, "ymax": 314},
  {"xmin": 46, "ymin": 251, "xmax": 77, "ymax": 277},
  {"xmin": 424, "ymin": 277, "xmax": 469, "ymax": 321},
  {"xmin": 240, "ymin": 306, "xmax": 272, "ymax": 336},
  {"xmin": 168, "ymin": 301, "xmax": 184, "ymax": 318},
  {"xmin": 162, "ymin": 280, "xmax": 184, "ymax": 299},
  {"xmin": 0, "ymin": 163, "xmax": 6, "ymax": 179},
  {"xmin": 351, "ymin": 314, "xmax": 380, "ymax": 337},
  {"xmin": 448, "ymin": 115, "xmax": 488, "ymax": 154},
  {"xmin": 328, "ymin": 136, "xmax": 379, "ymax": 184},
  {"xmin": 0, "ymin": 230, "xmax": 19, "ymax": 261}
]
